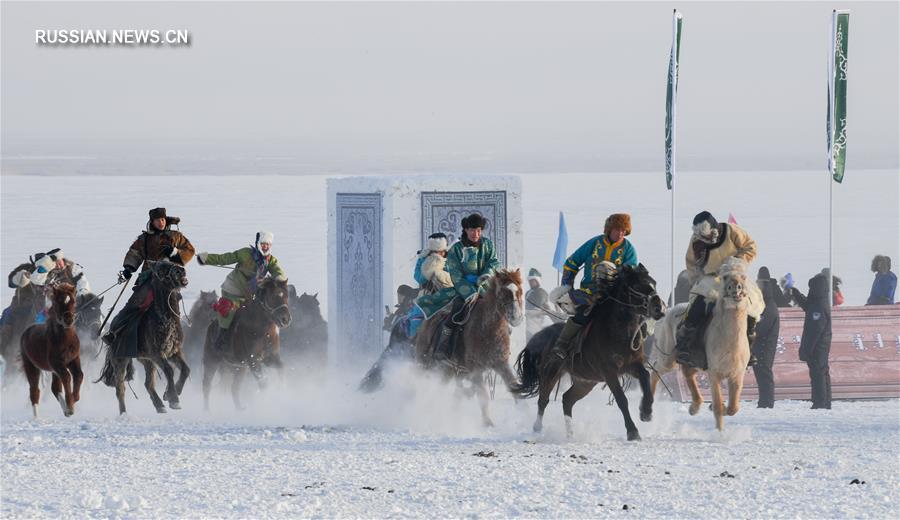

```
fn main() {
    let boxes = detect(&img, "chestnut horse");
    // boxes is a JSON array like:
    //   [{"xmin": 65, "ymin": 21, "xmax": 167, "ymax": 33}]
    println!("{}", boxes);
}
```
[
  {"xmin": 20, "ymin": 283, "xmax": 82, "ymax": 417},
  {"xmin": 414, "ymin": 268, "xmax": 524, "ymax": 427},
  {"xmin": 202, "ymin": 277, "xmax": 291, "ymax": 411}
]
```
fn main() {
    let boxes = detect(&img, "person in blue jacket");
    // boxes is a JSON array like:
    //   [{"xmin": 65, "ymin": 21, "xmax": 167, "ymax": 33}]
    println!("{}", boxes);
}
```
[
  {"xmin": 867, "ymin": 255, "xmax": 896, "ymax": 305},
  {"xmin": 549, "ymin": 213, "xmax": 637, "ymax": 359}
]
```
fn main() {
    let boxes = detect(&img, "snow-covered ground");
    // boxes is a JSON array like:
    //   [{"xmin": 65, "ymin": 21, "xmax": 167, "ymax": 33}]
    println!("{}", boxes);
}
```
[
  {"xmin": 1, "ymin": 170, "xmax": 898, "ymax": 518},
  {"xmin": 1, "ymin": 363, "xmax": 898, "ymax": 518}
]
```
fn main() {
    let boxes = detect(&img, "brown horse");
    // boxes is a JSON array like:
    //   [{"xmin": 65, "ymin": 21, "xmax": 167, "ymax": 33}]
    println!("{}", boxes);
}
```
[
  {"xmin": 202, "ymin": 278, "xmax": 291, "ymax": 410},
  {"xmin": 513, "ymin": 264, "xmax": 665, "ymax": 441},
  {"xmin": 20, "ymin": 283, "xmax": 82, "ymax": 417},
  {"xmin": 414, "ymin": 268, "xmax": 524, "ymax": 427}
]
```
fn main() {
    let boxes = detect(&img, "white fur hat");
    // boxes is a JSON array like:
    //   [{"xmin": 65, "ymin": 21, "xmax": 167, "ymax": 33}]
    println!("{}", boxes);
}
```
[
  {"xmin": 47, "ymin": 248, "xmax": 65, "ymax": 262},
  {"xmin": 426, "ymin": 236, "xmax": 448, "ymax": 253},
  {"xmin": 256, "ymin": 231, "xmax": 274, "ymax": 245}
]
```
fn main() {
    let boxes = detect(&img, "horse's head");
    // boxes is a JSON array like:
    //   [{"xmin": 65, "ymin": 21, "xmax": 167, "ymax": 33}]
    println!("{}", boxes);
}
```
[
  {"xmin": 488, "ymin": 268, "xmax": 524, "ymax": 326},
  {"xmin": 257, "ymin": 277, "xmax": 292, "ymax": 328},
  {"xmin": 616, "ymin": 263, "xmax": 665, "ymax": 320},
  {"xmin": 150, "ymin": 259, "xmax": 189, "ymax": 291},
  {"xmin": 715, "ymin": 258, "xmax": 750, "ymax": 308},
  {"xmin": 50, "ymin": 282, "xmax": 77, "ymax": 328},
  {"xmin": 76, "ymin": 293, "xmax": 104, "ymax": 335},
  {"xmin": 199, "ymin": 290, "xmax": 218, "ymax": 306}
]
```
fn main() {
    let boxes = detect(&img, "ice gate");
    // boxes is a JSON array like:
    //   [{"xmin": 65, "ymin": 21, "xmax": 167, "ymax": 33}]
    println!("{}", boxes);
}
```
[{"xmin": 327, "ymin": 176, "xmax": 524, "ymax": 366}]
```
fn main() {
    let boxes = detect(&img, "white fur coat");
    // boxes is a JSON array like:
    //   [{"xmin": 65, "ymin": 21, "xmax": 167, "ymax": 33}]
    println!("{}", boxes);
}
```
[{"xmin": 421, "ymin": 253, "xmax": 453, "ymax": 289}]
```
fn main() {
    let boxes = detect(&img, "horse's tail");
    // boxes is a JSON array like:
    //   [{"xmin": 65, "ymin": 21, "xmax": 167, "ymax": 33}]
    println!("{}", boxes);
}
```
[
  {"xmin": 95, "ymin": 347, "xmax": 134, "ymax": 387},
  {"xmin": 510, "ymin": 346, "xmax": 541, "ymax": 398}
]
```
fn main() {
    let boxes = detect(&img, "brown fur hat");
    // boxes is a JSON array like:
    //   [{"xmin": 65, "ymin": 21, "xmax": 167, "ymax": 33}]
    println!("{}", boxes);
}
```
[{"xmin": 604, "ymin": 213, "xmax": 632, "ymax": 236}]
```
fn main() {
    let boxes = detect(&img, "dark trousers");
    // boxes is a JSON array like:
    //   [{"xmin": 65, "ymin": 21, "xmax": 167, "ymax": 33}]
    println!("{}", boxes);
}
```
[
  {"xmin": 751, "ymin": 313, "xmax": 779, "ymax": 407},
  {"xmin": 807, "ymin": 342, "xmax": 832, "ymax": 408}
]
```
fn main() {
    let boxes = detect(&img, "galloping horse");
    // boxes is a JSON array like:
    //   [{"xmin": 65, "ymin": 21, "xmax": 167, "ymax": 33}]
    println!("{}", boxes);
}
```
[
  {"xmin": 414, "ymin": 268, "xmax": 524, "ymax": 427},
  {"xmin": 20, "ymin": 283, "xmax": 82, "ymax": 417},
  {"xmin": 649, "ymin": 258, "xmax": 760, "ymax": 431},
  {"xmin": 182, "ymin": 289, "xmax": 218, "ymax": 363},
  {"xmin": 513, "ymin": 264, "xmax": 665, "ymax": 441},
  {"xmin": 202, "ymin": 277, "xmax": 291, "ymax": 410},
  {"xmin": 98, "ymin": 260, "xmax": 191, "ymax": 415}
]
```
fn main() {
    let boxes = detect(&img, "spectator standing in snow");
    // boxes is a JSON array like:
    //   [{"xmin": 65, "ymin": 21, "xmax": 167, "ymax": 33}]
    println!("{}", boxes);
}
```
[
  {"xmin": 866, "ymin": 255, "xmax": 896, "ymax": 305},
  {"xmin": 752, "ymin": 266, "xmax": 782, "ymax": 408},
  {"xmin": 788, "ymin": 271, "xmax": 833, "ymax": 409}
]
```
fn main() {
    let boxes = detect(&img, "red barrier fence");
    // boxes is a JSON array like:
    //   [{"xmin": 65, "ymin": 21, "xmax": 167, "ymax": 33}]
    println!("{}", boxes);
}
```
[{"xmin": 661, "ymin": 305, "xmax": 900, "ymax": 402}]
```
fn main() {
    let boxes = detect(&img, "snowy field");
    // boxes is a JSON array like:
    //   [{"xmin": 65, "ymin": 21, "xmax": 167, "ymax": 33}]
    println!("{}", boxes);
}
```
[
  {"xmin": 1, "ymin": 367, "xmax": 898, "ymax": 518},
  {"xmin": 1, "ymin": 170, "xmax": 899, "ymax": 518}
]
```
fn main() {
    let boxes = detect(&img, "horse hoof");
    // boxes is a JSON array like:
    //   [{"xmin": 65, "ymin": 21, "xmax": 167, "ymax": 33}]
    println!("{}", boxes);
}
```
[
  {"xmin": 168, "ymin": 401, "xmax": 181, "ymax": 410},
  {"xmin": 483, "ymin": 419, "xmax": 495, "ymax": 428},
  {"xmin": 64, "ymin": 410, "xmax": 74, "ymax": 417},
  {"xmin": 640, "ymin": 410, "xmax": 652, "ymax": 422},
  {"xmin": 726, "ymin": 407, "xmax": 739, "ymax": 416},
  {"xmin": 627, "ymin": 431, "xmax": 641, "ymax": 441},
  {"xmin": 689, "ymin": 403, "xmax": 702, "ymax": 415},
  {"xmin": 155, "ymin": 406, "xmax": 167, "ymax": 414}
]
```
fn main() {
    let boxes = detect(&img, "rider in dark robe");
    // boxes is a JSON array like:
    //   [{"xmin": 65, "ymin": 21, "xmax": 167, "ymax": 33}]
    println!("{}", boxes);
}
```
[{"xmin": 102, "ymin": 208, "xmax": 195, "ymax": 356}]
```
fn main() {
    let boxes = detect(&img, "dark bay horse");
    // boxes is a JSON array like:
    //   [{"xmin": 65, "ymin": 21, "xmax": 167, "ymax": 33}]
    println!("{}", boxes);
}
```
[
  {"xmin": 414, "ymin": 269, "xmax": 524, "ymax": 427},
  {"xmin": 75, "ymin": 293, "xmax": 104, "ymax": 359},
  {"xmin": 20, "ymin": 283, "xmax": 82, "ymax": 417},
  {"xmin": 279, "ymin": 289, "xmax": 328, "ymax": 367},
  {"xmin": 513, "ymin": 264, "xmax": 665, "ymax": 441},
  {"xmin": 98, "ymin": 260, "xmax": 191, "ymax": 414},
  {"xmin": 202, "ymin": 278, "xmax": 291, "ymax": 410}
]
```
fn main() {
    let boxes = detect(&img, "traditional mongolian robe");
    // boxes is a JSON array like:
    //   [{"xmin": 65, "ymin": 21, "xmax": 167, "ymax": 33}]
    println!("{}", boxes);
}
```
[
  {"xmin": 415, "ymin": 238, "xmax": 500, "ymax": 318},
  {"xmin": 203, "ymin": 247, "xmax": 287, "ymax": 328}
]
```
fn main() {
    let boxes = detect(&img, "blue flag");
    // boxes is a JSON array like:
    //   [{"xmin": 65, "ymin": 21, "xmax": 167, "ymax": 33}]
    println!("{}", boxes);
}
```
[{"xmin": 552, "ymin": 212, "xmax": 569, "ymax": 272}]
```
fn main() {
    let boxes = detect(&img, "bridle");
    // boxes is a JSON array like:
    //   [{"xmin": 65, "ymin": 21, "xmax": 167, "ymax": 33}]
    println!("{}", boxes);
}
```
[{"xmin": 253, "ymin": 285, "xmax": 290, "ymax": 324}]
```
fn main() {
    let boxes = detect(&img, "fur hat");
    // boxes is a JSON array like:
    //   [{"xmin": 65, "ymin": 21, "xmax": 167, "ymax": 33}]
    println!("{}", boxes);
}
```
[
  {"xmin": 528, "ymin": 267, "xmax": 542, "ymax": 280},
  {"xmin": 692, "ymin": 211, "xmax": 719, "ymax": 242},
  {"xmin": 149, "ymin": 207, "xmax": 167, "ymax": 220},
  {"xmin": 46, "ymin": 248, "xmax": 65, "ymax": 263},
  {"xmin": 757, "ymin": 266, "xmax": 771, "ymax": 280},
  {"xmin": 604, "ymin": 213, "xmax": 632, "ymax": 236},
  {"xmin": 461, "ymin": 213, "xmax": 487, "ymax": 230},
  {"xmin": 256, "ymin": 231, "xmax": 275, "ymax": 245},
  {"xmin": 425, "ymin": 234, "xmax": 448, "ymax": 253}
]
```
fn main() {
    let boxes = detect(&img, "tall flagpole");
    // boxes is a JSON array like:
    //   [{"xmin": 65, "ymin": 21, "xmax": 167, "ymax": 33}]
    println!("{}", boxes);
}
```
[
  {"xmin": 665, "ymin": 10, "xmax": 683, "ymax": 303},
  {"xmin": 827, "ymin": 10, "xmax": 850, "ymax": 306}
]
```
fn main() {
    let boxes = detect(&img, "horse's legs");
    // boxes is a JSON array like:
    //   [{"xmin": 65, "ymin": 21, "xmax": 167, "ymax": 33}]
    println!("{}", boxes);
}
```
[
  {"xmin": 51, "ymin": 362, "xmax": 75, "ymax": 417},
  {"xmin": 202, "ymin": 355, "xmax": 219, "ymax": 412},
  {"xmin": 492, "ymin": 362, "xmax": 519, "ymax": 399},
  {"xmin": 471, "ymin": 372, "xmax": 494, "ymax": 428},
  {"xmin": 726, "ymin": 376, "xmax": 743, "ymax": 416},
  {"xmin": 172, "ymin": 351, "xmax": 191, "ymax": 396},
  {"xmin": 141, "ymin": 360, "xmax": 167, "ymax": 413},
  {"xmin": 634, "ymin": 364, "xmax": 654, "ymax": 422},
  {"xmin": 604, "ymin": 374, "xmax": 641, "ymax": 441},
  {"xmin": 50, "ymin": 373, "xmax": 65, "ymax": 414},
  {"xmin": 534, "ymin": 365, "xmax": 562, "ymax": 433},
  {"xmin": 159, "ymin": 359, "xmax": 181, "ymax": 409},
  {"xmin": 231, "ymin": 367, "xmax": 246, "ymax": 410},
  {"xmin": 710, "ymin": 374, "xmax": 725, "ymax": 431},
  {"xmin": 22, "ymin": 356, "xmax": 41, "ymax": 418},
  {"xmin": 68, "ymin": 357, "xmax": 84, "ymax": 403},
  {"xmin": 561, "ymin": 380, "xmax": 599, "ymax": 440},
  {"xmin": 681, "ymin": 365, "xmax": 703, "ymax": 415},
  {"xmin": 115, "ymin": 360, "xmax": 128, "ymax": 415}
]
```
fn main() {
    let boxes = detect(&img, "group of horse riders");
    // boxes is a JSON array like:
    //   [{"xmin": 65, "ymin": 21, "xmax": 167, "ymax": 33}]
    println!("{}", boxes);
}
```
[
  {"xmin": 2, "ymin": 207, "xmax": 288, "ymax": 358},
  {"xmin": 4, "ymin": 204, "xmax": 762, "ymax": 371}
]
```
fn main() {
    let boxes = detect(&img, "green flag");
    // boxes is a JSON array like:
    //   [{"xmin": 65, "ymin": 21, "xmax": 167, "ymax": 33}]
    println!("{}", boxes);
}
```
[
  {"xmin": 665, "ymin": 10, "xmax": 683, "ymax": 190},
  {"xmin": 827, "ymin": 10, "xmax": 849, "ymax": 183}
]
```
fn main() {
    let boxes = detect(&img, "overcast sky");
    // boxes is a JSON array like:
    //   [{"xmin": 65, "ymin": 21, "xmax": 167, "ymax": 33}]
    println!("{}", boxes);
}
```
[{"xmin": 2, "ymin": 1, "xmax": 898, "ymax": 174}]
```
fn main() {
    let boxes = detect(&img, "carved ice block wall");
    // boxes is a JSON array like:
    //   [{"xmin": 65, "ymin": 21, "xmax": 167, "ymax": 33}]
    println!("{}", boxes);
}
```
[{"xmin": 327, "ymin": 176, "xmax": 524, "ymax": 367}]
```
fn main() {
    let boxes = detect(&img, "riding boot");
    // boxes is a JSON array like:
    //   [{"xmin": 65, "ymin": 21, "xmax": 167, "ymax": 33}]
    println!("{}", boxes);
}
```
[
  {"xmin": 213, "ymin": 326, "xmax": 233, "ymax": 352},
  {"xmin": 549, "ymin": 319, "xmax": 584, "ymax": 359},
  {"xmin": 432, "ymin": 323, "xmax": 456, "ymax": 364},
  {"xmin": 675, "ymin": 296, "xmax": 707, "ymax": 369},
  {"xmin": 746, "ymin": 316, "xmax": 758, "ymax": 367}
]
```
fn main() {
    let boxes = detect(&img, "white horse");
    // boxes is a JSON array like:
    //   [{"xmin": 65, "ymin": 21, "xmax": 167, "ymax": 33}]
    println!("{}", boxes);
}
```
[{"xmin": 649, "ymin": 258, "xmax": 763, "ymax": 431}]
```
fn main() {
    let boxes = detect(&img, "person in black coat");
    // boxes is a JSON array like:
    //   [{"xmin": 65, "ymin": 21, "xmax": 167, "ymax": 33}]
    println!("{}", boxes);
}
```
[
  {"xmin": 788, "ymin": 271, "xmax": 833, "ymax": 409},
  {"xmin": 752, "ymin": 267, "xmax": 782, "ymax": 408}
]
